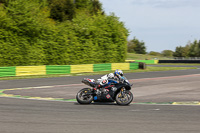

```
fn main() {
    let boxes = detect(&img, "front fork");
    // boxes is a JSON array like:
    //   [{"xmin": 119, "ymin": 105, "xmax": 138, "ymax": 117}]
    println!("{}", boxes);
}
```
[{"xmin": 119, "ymin": 87, "xmax": 126, "ymax": 98}]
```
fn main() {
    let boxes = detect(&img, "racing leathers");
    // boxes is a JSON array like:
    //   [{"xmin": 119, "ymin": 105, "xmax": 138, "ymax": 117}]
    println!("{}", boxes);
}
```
[{"xmin": 95, "ymin": 73, "xmax": 124, "ymax": 94}]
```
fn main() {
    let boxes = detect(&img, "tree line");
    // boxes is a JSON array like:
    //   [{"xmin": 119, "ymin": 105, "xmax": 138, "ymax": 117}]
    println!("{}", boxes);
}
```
[
  {"xmin": 127, "ymin": 37, "xmax": 200, "ymax": 58},
  {"xmin": 173, "ymin": 40, "xmax": 200, "ymax": 57},
  {"xmin": 0, "ymin": 0, "xmax": 128, "ymax": 66}
]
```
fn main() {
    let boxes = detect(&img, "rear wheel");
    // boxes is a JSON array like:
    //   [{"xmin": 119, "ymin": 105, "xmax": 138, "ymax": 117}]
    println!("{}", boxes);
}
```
[
  {"xmin": 115, "ymin": 90, "xmax": 133, "ymax": 105},
  {"xmin": 76, "ymin": 88, "xmax": 93, "ymax": 104}
]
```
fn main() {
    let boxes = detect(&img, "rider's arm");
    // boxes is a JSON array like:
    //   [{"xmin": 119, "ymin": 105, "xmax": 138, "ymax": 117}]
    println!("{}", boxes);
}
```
[{"xmin": 117, "ymin": 74, "xmax": 124, "ymax": 83}]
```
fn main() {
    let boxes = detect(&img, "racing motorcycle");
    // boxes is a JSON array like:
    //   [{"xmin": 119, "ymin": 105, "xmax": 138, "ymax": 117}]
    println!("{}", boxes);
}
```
[{"xmin": 76, "ymin": 77, "xmax": 133, "ymax": 105}]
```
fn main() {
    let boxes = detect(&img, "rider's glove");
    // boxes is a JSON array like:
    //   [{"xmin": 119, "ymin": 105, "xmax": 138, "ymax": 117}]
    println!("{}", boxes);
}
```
[{"xmin": 119, "ymin": 78, "xmax": 124, "ymax": 83}]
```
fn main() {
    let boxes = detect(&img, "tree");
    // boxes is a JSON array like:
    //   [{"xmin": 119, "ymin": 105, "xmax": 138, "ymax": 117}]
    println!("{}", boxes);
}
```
[
  {"xmin": 149, "ymin": 51, "xmax": 161, "ymax": 56},
  {"xmin": 173, "ymin": 40, "xmax": 200, "ymax": 58},
  {"xmin": 127, "ymin": 37, "xmax": 146, "ymax": 54},
  {"xmin": 173, "ymin": 46, "xmax": 186, "ymax": 57},
  {"xmin": 161, "ymin": 50, "xmax": 174, "ymax": 57},
  {"xmin": 48, "ymin": 0, "xmax": 103, "ymax": 22},
  {"xmin": 0, "ymin": 0, "xmax": 129, "ymax": 66},
  {"xmin": 189, "ymin": 40, "xmax": 199, "ymax": 57},
  {"xmin": 90, "ymin": 0, "xmax": 103, "ymax": 15},
  {"xmin": 49, "ymin": 0, "xmax": 75, "ymax": 22},
  {"xmin": 0, "ymin": 0, "xmax": 56, "ymax": 66},
  {"xmin": 198, "ymin": 40, "xmax": 200, "ymax": 57},
  {"xmin": 127, "ymin": 40, "xmax": 135, "ymax": 53}
]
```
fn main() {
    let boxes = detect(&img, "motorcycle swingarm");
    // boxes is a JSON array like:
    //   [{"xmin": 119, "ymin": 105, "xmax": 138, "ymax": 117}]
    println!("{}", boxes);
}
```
[{"xmin": 82, "ymin": 92, "xmax": 94, "ymax": 96}]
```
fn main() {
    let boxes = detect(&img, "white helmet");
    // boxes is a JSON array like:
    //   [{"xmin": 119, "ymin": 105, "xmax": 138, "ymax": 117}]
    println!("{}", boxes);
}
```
[{"xmin": 107, "ymin": 73, "xmax": 114, "ymax": 79}]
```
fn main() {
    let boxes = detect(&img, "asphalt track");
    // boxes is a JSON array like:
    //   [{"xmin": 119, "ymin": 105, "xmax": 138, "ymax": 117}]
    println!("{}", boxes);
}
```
[{"xmin": 0, "ymin": 67, "xmax": 200, "ymax": 133}]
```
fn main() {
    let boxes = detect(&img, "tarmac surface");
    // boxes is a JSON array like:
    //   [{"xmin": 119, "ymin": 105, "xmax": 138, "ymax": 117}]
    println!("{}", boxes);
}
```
[{"xmin": 0, "ymin": 68, "xmax": 200, "ymax": 133}]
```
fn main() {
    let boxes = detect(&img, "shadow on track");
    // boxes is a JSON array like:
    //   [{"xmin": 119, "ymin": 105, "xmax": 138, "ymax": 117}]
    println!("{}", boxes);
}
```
[{"xmin": 74, "ymin": 102, "xmax": 131, "ymax": 106}]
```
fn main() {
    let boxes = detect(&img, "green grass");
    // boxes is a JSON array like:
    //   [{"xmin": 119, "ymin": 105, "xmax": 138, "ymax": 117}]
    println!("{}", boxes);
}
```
[
  {"xmin": 142, "ymin": 66, "xmax": 197, "ymax": 71},
  {"xmin": 0, "ymin": 66, "xmax": 197, "ymax": 80},
  {"xmin": 154, "ymin": 63, "xmax": 200, "ymax": 65},
  {"xmin": 126, "ymin": 53, "xmax": 172, "ymax": 60}
]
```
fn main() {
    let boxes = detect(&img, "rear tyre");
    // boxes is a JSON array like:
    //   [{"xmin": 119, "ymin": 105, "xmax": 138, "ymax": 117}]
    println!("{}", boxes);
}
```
[
  {"xmin": 76, "ymin": 88, "xmax": 93, "ymax": 104},
  {"xmin": 115, "ymin": 90, "xmax": 133, "ymax": 105}
]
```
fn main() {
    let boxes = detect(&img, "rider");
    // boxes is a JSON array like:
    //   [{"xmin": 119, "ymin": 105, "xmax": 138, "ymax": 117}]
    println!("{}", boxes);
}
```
[{"xmin": 94, "ymin": 69, "xmax": 124, "ymax": 94}]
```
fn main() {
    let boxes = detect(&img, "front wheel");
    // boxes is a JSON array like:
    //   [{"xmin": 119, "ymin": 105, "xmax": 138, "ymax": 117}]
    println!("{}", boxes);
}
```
[
  {"xmin": 115, "ymin": 90, "xmax": 133, "ymax": 105},
  {"xmin": 76, "ymin": 88, "xmax": 93, "ymax": 104}
]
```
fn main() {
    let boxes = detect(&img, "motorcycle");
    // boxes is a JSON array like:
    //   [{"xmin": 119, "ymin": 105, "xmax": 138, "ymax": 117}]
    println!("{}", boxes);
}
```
[{"xmin": 76, "ymin": 77, "xmax": 133, "ymax": 105}]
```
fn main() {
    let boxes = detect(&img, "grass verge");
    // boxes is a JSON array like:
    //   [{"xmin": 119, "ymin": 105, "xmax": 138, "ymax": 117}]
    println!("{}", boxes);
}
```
[
  {"xmin": 153, "ymin": 63, "xmax": 200, "ymax": 66},
  {"xmin": 0, "ymin": 66, "xmax": 197, "ymax": 80},
  {"xmin": 126, "ymin": 53, "xmax": 172, "ymax": 60}
]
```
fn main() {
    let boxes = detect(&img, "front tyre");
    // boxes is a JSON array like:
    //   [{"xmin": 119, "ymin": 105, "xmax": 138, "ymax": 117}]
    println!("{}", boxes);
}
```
[
  {"xmin": 76, "ymin": 88, "xmax": 93, "ymax": 104},
  {"xmin": 115, "ymin": 90, "xmax": 133, "ymax": 105}
]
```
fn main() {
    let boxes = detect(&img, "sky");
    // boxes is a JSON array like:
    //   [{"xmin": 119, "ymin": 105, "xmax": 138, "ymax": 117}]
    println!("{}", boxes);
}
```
[{"xmin": 100, "ymin": 0, "xmax": 200, "ymax": 52}]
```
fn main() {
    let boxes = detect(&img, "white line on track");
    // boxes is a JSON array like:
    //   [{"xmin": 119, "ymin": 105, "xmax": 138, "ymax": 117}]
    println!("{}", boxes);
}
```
[{"xmin": 8, "ymin": 73, "xmax": 200, "ymax": 89}]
